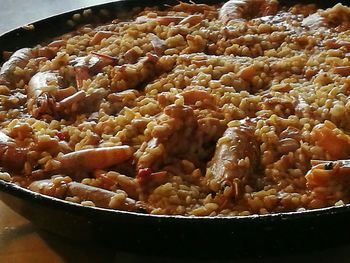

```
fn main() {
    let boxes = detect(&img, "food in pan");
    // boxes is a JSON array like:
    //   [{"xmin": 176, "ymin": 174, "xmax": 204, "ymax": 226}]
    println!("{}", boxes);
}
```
[{"xmin": 0, "ymin": 0, "xmax": 350, "ymax": 216}]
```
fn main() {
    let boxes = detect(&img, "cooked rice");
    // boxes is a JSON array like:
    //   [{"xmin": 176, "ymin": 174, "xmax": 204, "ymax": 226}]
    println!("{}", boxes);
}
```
[{"xmin": 0, "ymin": 1, "xmax": 350, "ymax": 216}]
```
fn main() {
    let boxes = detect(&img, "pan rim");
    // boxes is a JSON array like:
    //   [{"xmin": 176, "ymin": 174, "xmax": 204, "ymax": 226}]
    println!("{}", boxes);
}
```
[{"xmin": 1, "ymin": 0, "xmax": 350, "ymax": 224}]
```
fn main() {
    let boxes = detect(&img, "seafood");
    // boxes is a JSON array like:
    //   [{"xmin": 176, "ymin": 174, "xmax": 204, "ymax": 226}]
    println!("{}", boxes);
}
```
[
  {"xmin": 136, "ymin": 14, "xmax": 204, "ymax": 27},
  {"xmin": 311, "ymin": 121, "xmax": 350, "ymax": 160},
  {"xmin": 207, "ymin": 118, "xmax": 260, "ymax": 198},
  {"xmin": 0, "ymin": 131, "xmax": 27, "ymax": 172},
  {"xmin": 89, "ymin": 31, "xmax": 114, "ymax": 46},
  {"xmin": 70, "ymin": 53, "xmax": 117, "ymax": 88},
  {"xmin": 149, "ymin": 33, "xmax": 166, "ymax": 56},
  {"xmin": 219, "ymin": 0, "xmax": 279, "ymax": 23},
  {"xmin": 0, "ymin": 47, "xmax": 57, "ymax": 87},
  {"xmin": 109, "ymin": 53, "xmax": 160, "ymax": 91},
  {"xmin": 333, "ymin": 66, "xmax": 350, "ymax": 76},
  {"xmin": 27, "ymin": 71, "xmax": 62, "ymax": 118},
  {"xmin": 306, "ymin": 160, "xmax": 350, "ymax": 189},
  {"xmin": 0, "ymin": 48, "xmax": 35, "ymax": 86},
  {"xmin": 136, "ymin": 104, "xmax": 196, "ymax": 170},
  {"xmin": 28, "ymin": 179, "xmax": 138, "ymax": 210},
  {"xmin": 179, "ymin": 14, "xmax": 204, "ymax": 26},
  {"xmin": 181, "ymin": 90, "xmax": 215, "ymax": 106},
  {"xmin": 2, "ymin": 1, "xmax": 350, "ymax": 216},
  {"xmin": 27, "ymin": 52, "xmax": 113, "ymax": 119},
  {"xmin": 302, "ymin": 13, "xmax": 327, "ymax": 30},
  {"xmin": 171, "ymin": 2, "xmax": 216, "ymax": 13},
  {"xmin": 47, "ymin": 146, "xmax": 134, "ymax": 173}
]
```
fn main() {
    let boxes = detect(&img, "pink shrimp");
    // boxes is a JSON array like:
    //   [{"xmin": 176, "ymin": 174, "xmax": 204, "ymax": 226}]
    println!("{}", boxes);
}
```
[
  {"xmin": 0, "ymin": 131, "xmax": 27, "ymax": 172},
  {"xmin": 28, "ymin": 179, "xmax": 140, "ymax": 211},
  {"xmin": 310, "ymin": 121, "xmax": 350, "ymax": 160},
  {"xmin": 306, "ymin": 160, "xmax": 350, "ymax": 189},
  {"xmin": 70, "ymin": 52, "xmax": 117, "ymax": 89},
  {"xmin": 302, "ymin": 13, "xmax": 327, "ymax": 30},
  {"xmin": 219, "ymin": 0, "xmax": 279, "ymax": 23},
  {"xmin": 171, "ymin": 2, "xmax": 216, "ymax": 13},
  {"xmin": 0, "ymin": 48, "xmax": 35, "ymax": 85},
  {"xmin": 305, "ymin": 160, "xmax": 350, "ymax": 205},
  {"xmin": 48, "ymin": 146, "xmax": 134, "ymax": 173},
  {"xmin": 206, "ymin": 118, "xmax": 260, "ymax": 199},
  {"xmin": 27, "ymin": 67, "xmax": 106, "ymax": 119},
  {"xmin": 0, "ymin": 46, "xmax": 57, "ymax": 87}
]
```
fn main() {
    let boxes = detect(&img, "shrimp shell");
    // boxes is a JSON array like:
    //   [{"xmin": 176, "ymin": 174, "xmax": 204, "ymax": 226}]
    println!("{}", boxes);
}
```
[{"xmin": 207, "ymin": 118, "xmax": 260, "ymax": 192}]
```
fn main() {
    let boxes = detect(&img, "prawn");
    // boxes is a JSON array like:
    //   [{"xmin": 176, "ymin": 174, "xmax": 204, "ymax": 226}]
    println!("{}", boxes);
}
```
[
  {"xmin": 305, "ymin": 159, "xmax": 350, "ymax": 205},
  {"xmin": 89, "ymin": 31, "xmax": 114, "ymax": 46},
  {"xmin": 136, "ymin": 104, "xmax": 226, "ymax": 172},
  {"xmin": 219, "ymin": 0, "xmax": 279, "ymax": 23},
  {"xmin": 136, "ymin": 14, "xmax": 203, "ymax": 27},
  {"xmin": 0, "ymin": 131, "xmax": 28, "ymax": 172},
  {"xmin": 206, "ymin": 118, "xmax": 260, "ymax": 200},
  {"xmin": 70, "ymin": 52, "xmax": 117, "ymax": 89},
  {"xmin": 171, "ymin": 2, "xmax": 216, "ymax": 13},
  {"xmin": 149, "ymin": 33, "xmax": 166, "ymax": 56},
  {"xmin": 301, "ymin": 13, "xmax": 327, "ymax": 30},
  {"xmin": 0, "ymin": 47, "xmax": 57, "ymax": 87},
  {"xmin": 0, "ymin": 48, "xmax": 35, "ymax": 85},
  {"xmin": 47, "ymin": 145, "xmax": 134, "ymax": 173},
  {"xmin": 28, "ymin": 179, "xmax": 140, "ymax": 211},
  {"xmin": 306, "ymin": 160, "xmax": 350, "ymax": 189},
  {"xmin": 27, "ymin": 71, "xmax": 84, "ymax": 118},
  {"xmin": 27, "ymin": 71, "xmax": 62, "ymax": 118},
  {"xmin": 27, "ymin": 53, "xmax": 112, "ymax": 118},
  {"xmin": 110, "ymin": 53, "xmax": 159, "ymax": 92},
  {"xmin": 310, "ymin": 121, "xmax": 350, "ymax": 160}
]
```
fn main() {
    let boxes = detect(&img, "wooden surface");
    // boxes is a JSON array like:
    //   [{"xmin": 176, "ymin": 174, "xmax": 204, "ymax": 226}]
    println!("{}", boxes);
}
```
[{"xmin": 1, "ymin": 0, "xmax": 350, "ymax": 262}]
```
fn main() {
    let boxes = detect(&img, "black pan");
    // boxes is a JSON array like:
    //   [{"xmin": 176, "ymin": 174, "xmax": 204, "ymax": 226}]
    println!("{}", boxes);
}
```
[{"xmin": 0, "ymin": 0, "xmax": 349, "ymax": 259}]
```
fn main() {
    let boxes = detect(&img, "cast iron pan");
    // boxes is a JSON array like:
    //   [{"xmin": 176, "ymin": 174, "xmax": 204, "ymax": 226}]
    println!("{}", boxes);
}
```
[{"xmin": 0, "ymin": 0, "xmax": 349, "ymax": 259}]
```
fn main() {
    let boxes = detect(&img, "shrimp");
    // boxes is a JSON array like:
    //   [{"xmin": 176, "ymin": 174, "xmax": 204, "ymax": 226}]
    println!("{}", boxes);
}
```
[
  {"xmin": 333, "ymin": 66, "xmax": 350, "ymax": 77},
  {"xmin": 136, "ymin": 104, "xmax": 196, "ymax": 170},
  {"xmin": 324, "ymin": 39, "xmax": 350, "ymax": 51},
  {"xmin": 136, "ymin": 104, "xmax": 226, "ymax": 172},
  {"xmin": 305, "ymin": 160, "xmax": 350, "ymax": 204},
  {"xmin": 171, "ymin": 2, "xmax": 216, "ymax": 13},
  {"xmin": 89, "ymin": 31, "xmax": 114, "ymax": 46},
  {"xmin": 206, "ymin": 118, "xmax": 260, "ymax": 199},
  {"xmin": 181, "ymin": 89, "xmax": 215, "ymax": 106},
  {"xmin": 306, "ymin": 160, "xmax": 350, "ymax": 189},
  {"xmin": 71, "ymin": 52, "xmax": 117, "ymax": 89},
  {"xmin": 136, "ymin": 14, "xmax": 203, "ymax": 27},
  {"xmin": 0, "ymin": 131, "xmax": 27, "ymax": 172},
  {"xmin": 110, "ymin": 53, "xmax": 159, "ymax": 92},
  {"xmin": 301, "ymin": 13, "xmax": 327, "ymax": 30},
  {"xmin": 28, "ymin": 179, "xmax": 139, "ymax": 211},
  {"xmin": 27, "ymin": 71, "xmax": 80, "ymax": 118},
  {"xmin": 27, "ymin": 67, "xmax": 106, "ymax": 119},
  {"xmin": 0, "ymin": 47, "xmax": 57, "ymax": 87},
  {"xmin": 219, "ymin": 0, "xmax": 279, "ymax": 23},
  {"xmin": 149, "ymin": 33, "xmax": 166, "ymax": 56},
  {"xmin": 311, "ymin": 121, "xmax": 350, "ymax": 160},
  {"xmin": 0, "ymin": 48, "xmax": 35, "ymax": 85},
  {"xmin": 27, "ymin": 71, "xmax": 62, "ymax": 118},
  {"xmin": 27, "ymin": 52, "xmax": 115, "ymax": 118},
  {"xmin": 179, "ymin": 14, "xmax": 203, "ymax": 26},
  {"xmin": 48, "ymin": 146, "xmax": 134, "ymax": 173}
]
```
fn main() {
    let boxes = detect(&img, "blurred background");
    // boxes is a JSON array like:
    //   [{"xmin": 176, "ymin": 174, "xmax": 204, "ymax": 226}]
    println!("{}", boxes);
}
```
[{"xmin": 0, "ymin": 0, "xmax": 115, "ymax": 34}]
